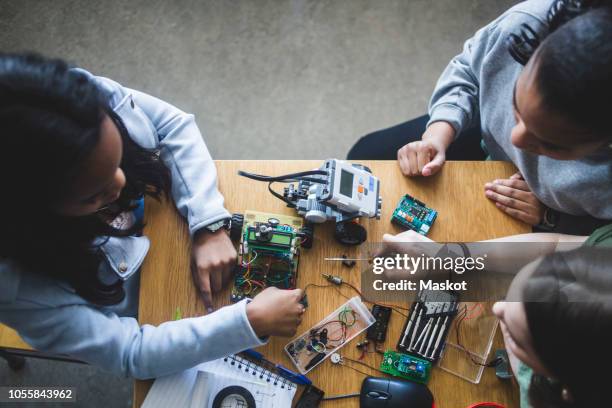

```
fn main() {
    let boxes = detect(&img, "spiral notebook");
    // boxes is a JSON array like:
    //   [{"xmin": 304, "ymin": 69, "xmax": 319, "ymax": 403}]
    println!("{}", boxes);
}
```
[{"xmin": 142, "ymin": 354, "xmax": 297, "ymax": 408}]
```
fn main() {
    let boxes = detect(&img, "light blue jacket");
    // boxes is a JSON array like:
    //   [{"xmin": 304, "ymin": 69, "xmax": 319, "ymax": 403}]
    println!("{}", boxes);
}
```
[{"xmin": 0, "ymin": 70, "xmax": 265, "ymax": 379}]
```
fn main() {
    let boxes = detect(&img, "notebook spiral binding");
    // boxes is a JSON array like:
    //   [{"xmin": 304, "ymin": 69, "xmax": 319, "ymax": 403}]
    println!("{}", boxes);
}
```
[{"xmin": 223, "ymin": 355, "xmax": 295, "ymax": 391}]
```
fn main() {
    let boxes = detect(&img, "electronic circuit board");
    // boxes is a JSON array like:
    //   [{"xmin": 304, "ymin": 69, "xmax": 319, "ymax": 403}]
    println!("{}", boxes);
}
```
[
  {"xmin": 230, "ymin": 211, "xmax": 305, "ymax": 302},
  {"xmin": 379, "ymin": 350, "xmax": 432, "ymax": 384},
  {"xmin": 391, "ymin": 194, "xmax": 437, "ymax": 236}
]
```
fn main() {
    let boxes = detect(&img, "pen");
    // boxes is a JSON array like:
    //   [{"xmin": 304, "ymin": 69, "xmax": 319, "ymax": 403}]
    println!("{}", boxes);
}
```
[
  {"xmin": 243, "ymin": 348, "xmax": 264, "ymax": 361},
  {"xmin": 275, "ymin": 364, "xmax": 312, "ymax": 385},
  {"xmin": 242, "ymin": 349, "xmax": 312, "ymax": 386}
]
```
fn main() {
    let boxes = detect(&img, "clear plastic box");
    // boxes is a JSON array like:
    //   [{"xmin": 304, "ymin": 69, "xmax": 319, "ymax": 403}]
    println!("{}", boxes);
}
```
[
  {"xmin": 285, "ymin": 296, "xmax": 375, "ymax": 374},
  {"xmin": 437, "ymin": 301, "xmax": 499, "ymax": 384}
]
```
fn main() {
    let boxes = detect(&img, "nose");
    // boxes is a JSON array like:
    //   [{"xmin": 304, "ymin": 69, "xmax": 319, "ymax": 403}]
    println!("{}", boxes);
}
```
[
  {"xmin": 510, "ymin": 123, "xmax": 529, "ymax": 148},
  {"xmin": 106, "ymin": 169, "xmax": 126, "ymax": 202},
  {"xmin": 511, "ymin": 124, "xmax": 539, "ymax": 154},
  {"xmin": 492, "ymin": 302, "xmax": 504, "ymax": 319}
]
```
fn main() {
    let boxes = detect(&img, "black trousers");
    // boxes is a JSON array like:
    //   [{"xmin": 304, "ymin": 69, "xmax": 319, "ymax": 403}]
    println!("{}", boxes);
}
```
[
  {"xmin": 347, "ymin": 115, "xmax": 485, "ymax": 161},
  {"xmin": 347, "ymin": 115, "xmax": 609, "ymax": 235}
]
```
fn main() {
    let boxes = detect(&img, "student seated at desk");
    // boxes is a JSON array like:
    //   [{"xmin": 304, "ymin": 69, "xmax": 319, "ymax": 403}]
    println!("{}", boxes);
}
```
[
  {"xmin": 384, "ymin": 225, "xmax": 612, "ymax": 407},
  {"xmin": 0, "ymin": 53, "xmax": 305, "ymax": 379},
  {"xmin": 493, "ymin": 246, "xmax": 612, "ymax": 408},
  {"xmin": 349, "ymin": 0, "xmax": 612, "ymax": 235}
]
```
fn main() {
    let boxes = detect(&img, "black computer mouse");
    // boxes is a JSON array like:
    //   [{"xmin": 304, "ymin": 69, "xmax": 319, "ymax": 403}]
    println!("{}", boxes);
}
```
[{"xmin": 360, "ymin": 376, "xmax": 434, "ymax": 408}]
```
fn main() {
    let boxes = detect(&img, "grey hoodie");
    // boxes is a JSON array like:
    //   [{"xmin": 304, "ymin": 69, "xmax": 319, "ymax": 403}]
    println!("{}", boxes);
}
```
[{"xmin": 427, "ymin": 0, "xmax": 612, "ymax": 219}]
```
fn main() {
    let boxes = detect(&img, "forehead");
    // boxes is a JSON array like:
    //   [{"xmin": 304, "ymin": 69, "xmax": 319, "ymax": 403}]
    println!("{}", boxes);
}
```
[{"xmin": 515, "ymin": 58, "xmax": 596, "ymax": 146}]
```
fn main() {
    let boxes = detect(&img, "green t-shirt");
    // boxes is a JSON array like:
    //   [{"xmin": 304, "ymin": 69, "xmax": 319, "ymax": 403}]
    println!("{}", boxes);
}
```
[
  {"xmin": 517, "ymin": 224, "xmax": 612, "ymax": 407},
  {"xmin": 583, "ymin": 223, "xmax": 612, "ymax": 247}
]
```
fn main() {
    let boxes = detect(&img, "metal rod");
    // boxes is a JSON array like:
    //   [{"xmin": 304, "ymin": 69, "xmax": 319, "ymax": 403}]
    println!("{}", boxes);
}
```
[
  {"xmin": 425, "ymin": 314, "xmax": 442, "ymax": 357},
  {"xmin": 429, "ymin": 315, "xmax": 449, "ymax": 359},
  {"xmin": 399, "ymin": 302, "xmax": 419, "ymax": 348},
  {"xmin": 418, "ymin": 318, "xmax": 433, "ymax": 354},
  {"xmin": 408, "ymin": 308, "xmax": 423, "ymax": 350}
]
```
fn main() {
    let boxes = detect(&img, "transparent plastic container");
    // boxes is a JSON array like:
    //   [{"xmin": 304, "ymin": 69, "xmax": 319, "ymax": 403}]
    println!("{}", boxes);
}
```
[
  {"xmin": 437, "ymin": 301, "xmax": 499, "ymax": 384},
  {"xmin": 285, "ymin": 296, "xmax": 375, "ymax": 374}
]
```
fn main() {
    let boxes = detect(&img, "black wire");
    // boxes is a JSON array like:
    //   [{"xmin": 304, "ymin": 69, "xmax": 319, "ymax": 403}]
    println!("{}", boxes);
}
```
[
  {"xmin": 454, "ymin": 305, "xmax": 501, "ymax": 368},
  {"xmin": 238, "ymin": 169, "xmax": 328, "ymax": 183},
  {"xmin": 322, "ymin": 392, "xmax": 360, "ymax": 401},
  {"xmin": 303, "ymin": 282, "xmax": 409, "ymax": 318},
  {"xmin": 338, "ymin": 361, "xmax": 377, "ymax": 379},
  {"xmin": 267, "ymin": 182, "xmax": 296, "ymax": 207}
]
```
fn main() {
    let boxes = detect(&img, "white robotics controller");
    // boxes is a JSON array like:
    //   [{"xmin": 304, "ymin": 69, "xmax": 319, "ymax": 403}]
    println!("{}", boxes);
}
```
[
  {"xmin": 288, "ymin": 159, "xmax": 381, "ymax": 223},
  {"xmin": 238, "ymin": 159, "xmax": 382, "ymax": 245}
]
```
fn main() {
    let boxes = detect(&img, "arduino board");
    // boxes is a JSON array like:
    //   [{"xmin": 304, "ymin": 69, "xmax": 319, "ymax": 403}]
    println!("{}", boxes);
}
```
[
  {"xmin": 391, "ymin": 194, "xmax": 437, "ymax": 236},
  {"xmin": 379, "ymin": 350, "xmax": 432, "ymax": 384},
  {"xmin": 231, "ymin": 211, "xmax": 307, "ymax": 302}
]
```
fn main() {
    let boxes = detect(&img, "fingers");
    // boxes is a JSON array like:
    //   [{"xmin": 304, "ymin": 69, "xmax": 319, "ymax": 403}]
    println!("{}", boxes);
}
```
[
  {"xmin": 485, "ymin": 189, "xmax": 533, "ymax": 213},
  {"xmin": 484, "ymin": 183, "xmax": 534, "ymax": 208},
  {"xmin": 408, "ymin": 149, "xmax": 418, "ymax": 176},
  {"xmin": 209, "ymin": 265, "xmax": 223, "ymax": 293},
  {"xmin": 397, "ymin": 141, "xmax": 442, "ymax": 177},
  {"xmin": 193, "ymin": 265, "xmax": 214, "ymax": 313},
  {"xmin": 488, "ymin": 177, "xmax": 530, "ymax": 192},
  {"xmin": 397, "ymin": 147, "xmax": 411, "ymax": 176},
  {"xmin": 485, "ymin": 178, "xmax": 544, "ymax": 225},
  {"xmin": 494, "ymin": 202, "xmax": 541, "ymax": 225},
  {"xmin": 510, "ymin": 172, "xmax": 524, "ymax": 180},
  {"xmin": 422, "ymin": 150, "xmax": 445, "ymax": 176},
  {"xmin": 416, "ymin": 148, "xmax": 430, "ymax": 175}
]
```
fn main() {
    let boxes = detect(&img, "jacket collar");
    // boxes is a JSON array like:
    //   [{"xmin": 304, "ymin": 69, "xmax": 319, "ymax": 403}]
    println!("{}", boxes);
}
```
[{"xmin": 96, "ymin": 235, "xmax": 150, "ymax": 281}]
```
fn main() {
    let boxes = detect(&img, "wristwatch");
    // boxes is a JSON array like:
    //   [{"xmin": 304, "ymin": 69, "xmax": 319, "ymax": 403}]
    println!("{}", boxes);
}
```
[
  {"xmin": 537, "ymin": 207, "xmax": 559, "ymax": 231},
  {"xmin": 202, "ymin": 217, "xmax": 231, "ymax": 234}
]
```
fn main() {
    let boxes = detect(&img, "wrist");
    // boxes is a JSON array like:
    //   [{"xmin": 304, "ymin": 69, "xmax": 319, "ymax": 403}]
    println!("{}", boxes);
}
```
[
  {"xmin": 423, "ymin": 121, "xmax": 455, "ymax": 149},
  {"xmin": 193, "ymin": 222, "xmax": 230, "ymax": 243},
  {"xmin": 246, "ymin": 301, "xmax": 266, "ymax": 338}
]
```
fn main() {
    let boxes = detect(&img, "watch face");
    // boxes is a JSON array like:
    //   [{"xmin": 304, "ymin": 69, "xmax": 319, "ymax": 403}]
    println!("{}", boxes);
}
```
[
  {"xmin": 544, "ymin": 209, "xmax": 559, "ymax": 227},
  {"xmin": 207, "ymin": 219, "xmax": 230, "ymax": 232}
]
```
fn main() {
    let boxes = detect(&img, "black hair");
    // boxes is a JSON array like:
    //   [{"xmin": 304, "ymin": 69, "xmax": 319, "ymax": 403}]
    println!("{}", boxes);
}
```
[
  {"xmin": 0, "ymin": 53, "xmax": 171, "ymax": 305},
  {"xmin": 507, "ymin": 0, "xmax": 612, "ymax": 139},
  {"xmin": 522, "ymin": 247, "xmax": 612, "ymax": 407}
]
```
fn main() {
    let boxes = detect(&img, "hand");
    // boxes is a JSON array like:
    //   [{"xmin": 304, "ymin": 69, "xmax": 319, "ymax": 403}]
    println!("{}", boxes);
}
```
[
  {"xmin": 378, "ymin": 231, "xmax": 443, "ymax": 279},
  {"xmin": 246, "ymin": 287, "xmax": 305, "ymax": 338},
  {"xmin": 484, "ymin": 172, "xmax": 545, "ymax": 226},
  {"xmin": 191, "ymin": 228, "xmax": 237, "ymax": 312},
  {"xmin": 397, "ymin": 121, "xmax": 455, "ymax": 177}
]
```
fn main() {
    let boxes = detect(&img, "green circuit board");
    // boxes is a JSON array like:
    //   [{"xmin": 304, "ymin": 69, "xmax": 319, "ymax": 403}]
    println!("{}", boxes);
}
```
[
  {"xmin": 231, "ymin": 211, "xmax": 304, "ymax": 302},
  {"xmin": 391, "ymin": 194, "xmax": 437, "ymax": 236},
  {"xmin": 379, "ymin": 350, "xmax": 432, "ymax": 384}
]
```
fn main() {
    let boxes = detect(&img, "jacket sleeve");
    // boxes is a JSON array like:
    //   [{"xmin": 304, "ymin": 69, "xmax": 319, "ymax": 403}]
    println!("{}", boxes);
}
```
[
  {"xmin": 426, "ymin": 12, "xmax": 513, "ymax": 137},
  {"xmin": 83, "ymin": 70, "xmax": 230, "ymax": 236},
  {"xmin": 0, "ymin": 299, "xmax": 265, "ymax": 379},
  {"xmin": 127, "ymin": 86, "xmax": 230, "ymax": 235}
]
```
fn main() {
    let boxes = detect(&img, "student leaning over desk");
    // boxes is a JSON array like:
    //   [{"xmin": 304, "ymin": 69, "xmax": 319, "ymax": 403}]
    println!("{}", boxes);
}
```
[
  {"xmin": 349, "ymin": 0, "xmax": 612, "ymax": 235},
  {"xmin": 385, "ymin": 223, "xmax": 612, "ymax": 407},
  {"xmin": 0, "ymin": 53, "xmax": 305, "ymax": 379}
]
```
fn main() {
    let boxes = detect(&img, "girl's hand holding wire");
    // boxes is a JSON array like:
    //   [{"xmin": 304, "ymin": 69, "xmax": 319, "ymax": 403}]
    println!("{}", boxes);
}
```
[{"xmin": 246, "ymin": 287, "xmax": 305, "ymax": 338}]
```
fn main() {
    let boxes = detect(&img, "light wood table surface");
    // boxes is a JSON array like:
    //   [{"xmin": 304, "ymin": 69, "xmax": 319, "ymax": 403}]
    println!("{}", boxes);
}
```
[{"xmin": 135, "ymin": 160, "xmax": 529, "ymax": 408}]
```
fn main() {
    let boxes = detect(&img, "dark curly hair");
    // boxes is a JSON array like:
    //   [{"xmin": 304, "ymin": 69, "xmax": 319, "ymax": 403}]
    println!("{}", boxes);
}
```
[
  {"xmin": 506, "ymin": 0, "xmax": 612, "ymax": 138},
  {"xmin": 0, "ymin": 53, "xmax": 171, "ymax": 305}
]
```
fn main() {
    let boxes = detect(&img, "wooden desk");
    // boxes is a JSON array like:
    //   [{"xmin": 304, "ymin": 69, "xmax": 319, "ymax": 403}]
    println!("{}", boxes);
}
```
[{"xmin": 135, "ymin": 160, "xmax": 529, "ymax": 408}]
